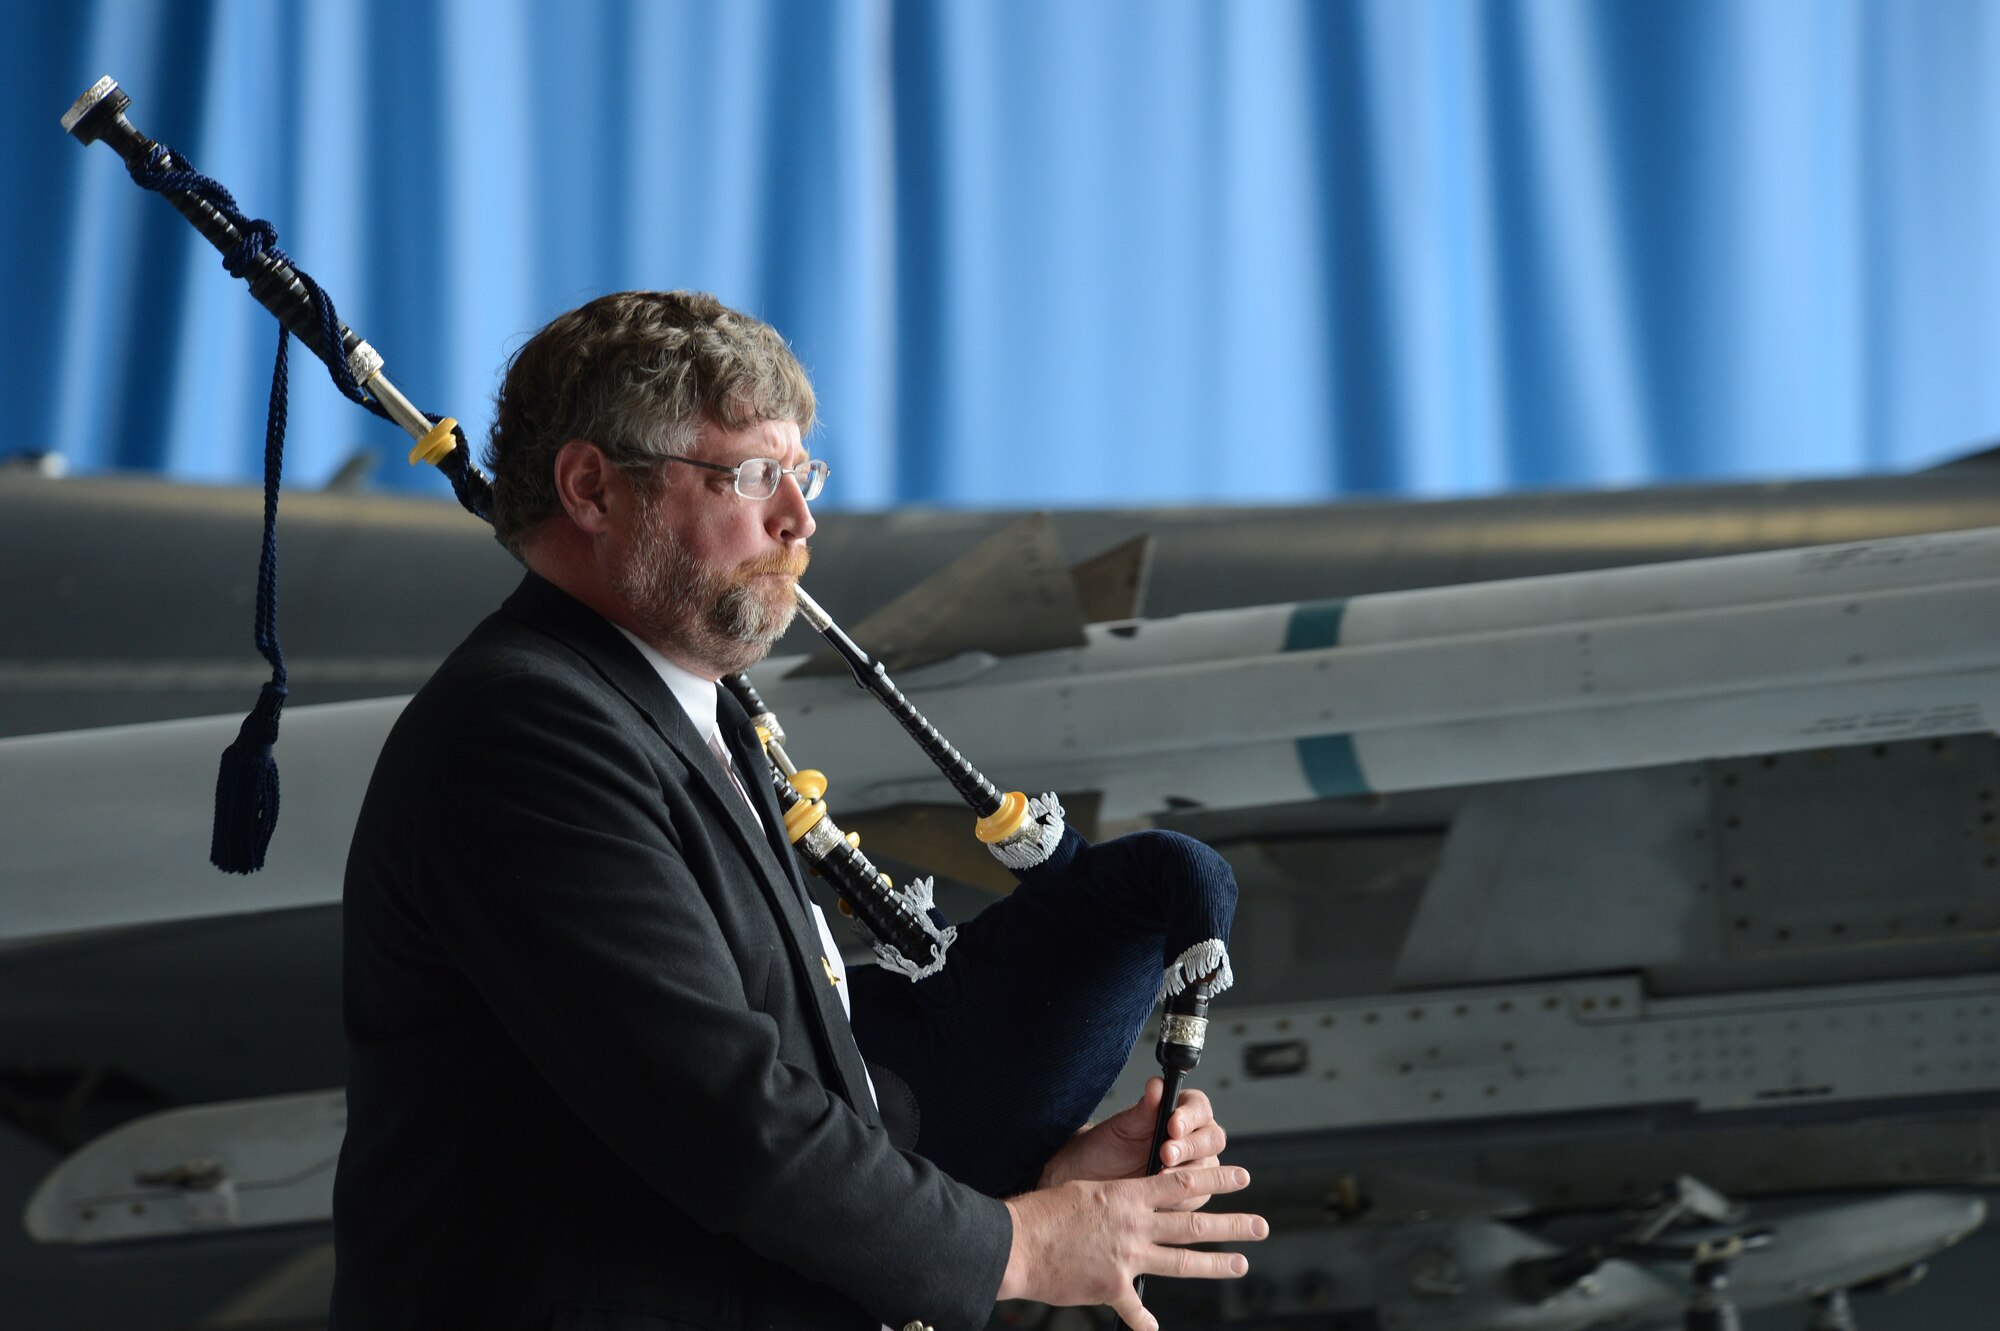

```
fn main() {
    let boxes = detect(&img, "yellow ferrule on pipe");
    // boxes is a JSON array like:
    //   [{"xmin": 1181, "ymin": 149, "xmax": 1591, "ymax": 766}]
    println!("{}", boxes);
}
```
[{"xmin": 973, "ymin": 790, "xmax": 1031, "ymax": 844}]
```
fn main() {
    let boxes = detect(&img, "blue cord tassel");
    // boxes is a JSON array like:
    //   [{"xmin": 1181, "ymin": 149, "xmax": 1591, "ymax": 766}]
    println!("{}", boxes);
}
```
[
  {"xmin": 211, "ymin": 680, "xmax": 288, "ymax": 873},
  {"xmin": 209, "ymin": 314, "xmax": 292, "ymax": 873}
]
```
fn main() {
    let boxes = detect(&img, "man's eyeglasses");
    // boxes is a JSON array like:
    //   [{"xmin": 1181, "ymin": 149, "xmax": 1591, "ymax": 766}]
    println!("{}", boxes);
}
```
[{"xmin": 658, "ymin": 454, "xmax": 828, "ymax": 501}]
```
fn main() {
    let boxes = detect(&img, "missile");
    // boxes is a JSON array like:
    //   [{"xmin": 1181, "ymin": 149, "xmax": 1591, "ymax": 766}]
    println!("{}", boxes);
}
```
[{"xmin": 776, "ymin": 522, "xmax": 2000, "ymax": 816}]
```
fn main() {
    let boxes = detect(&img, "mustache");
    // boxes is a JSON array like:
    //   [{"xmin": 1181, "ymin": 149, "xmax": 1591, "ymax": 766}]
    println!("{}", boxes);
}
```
[{"xmin": 738, "ymin": 547, "xmax": 810, "ymax": 578}]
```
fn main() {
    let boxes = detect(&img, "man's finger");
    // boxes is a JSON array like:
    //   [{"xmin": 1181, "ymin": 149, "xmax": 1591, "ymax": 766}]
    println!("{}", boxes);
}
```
[
  {"xmin": 1151, "ymin": 1209, "xmax": 1269, "ymax": 1246},
  {"xmin": 1150, "ymin": 1164, "xmax": 1248, "ymax": 1203},
  {"xmin": 1159, "ymin": 1122, "xmax": 1226, "ymax": 1167},
  {"xmin": 1109, "ymin": 1289, "xmax": 1156, "ymax": 1331},
  {"xmin": 1158, "ymin": 1191, "xmax": 1215, "ymax": 1214},
  {"xmin": 1150, "ymin": 1246, "xmax": 1252, "ymax": 1281},
  {"xmin": 1110, "ymin": 1076, "xmax": 1167, "ymax": 1137},
  {"xmin": 1166, "ymin": 1088, "xmax": 1214, "ymax": 1136}
]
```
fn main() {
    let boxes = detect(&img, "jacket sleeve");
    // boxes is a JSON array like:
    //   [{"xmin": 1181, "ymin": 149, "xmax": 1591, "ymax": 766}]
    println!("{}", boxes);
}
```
[{"xmin": 406, "ymin": 666, "xmax": 1011, "ymax": 1330}]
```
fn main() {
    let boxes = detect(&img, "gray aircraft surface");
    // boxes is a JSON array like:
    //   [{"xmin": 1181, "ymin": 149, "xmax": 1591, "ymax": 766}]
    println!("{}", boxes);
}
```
[{"xmin": 5, "ymin": 459, "xmax": 2000, "ymax": 1329}]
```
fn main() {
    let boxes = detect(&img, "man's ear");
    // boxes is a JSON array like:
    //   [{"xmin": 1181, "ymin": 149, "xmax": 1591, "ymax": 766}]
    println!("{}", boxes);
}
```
[{"xmin": 550, "ymin": 439, "xmax": 621, "ymax": 534}]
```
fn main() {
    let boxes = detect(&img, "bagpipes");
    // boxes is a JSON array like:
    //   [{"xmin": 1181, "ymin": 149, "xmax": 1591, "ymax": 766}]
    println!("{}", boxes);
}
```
[{"xmin": 62, "ymin": 76, "xmax": 1237, "ymax": 1199}]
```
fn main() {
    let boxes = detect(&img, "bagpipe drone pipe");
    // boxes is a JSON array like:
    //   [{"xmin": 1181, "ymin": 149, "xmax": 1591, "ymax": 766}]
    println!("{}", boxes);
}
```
[{"xmin": 62, "ymin": 76, "xmax": 1238, "ymax": 1200}]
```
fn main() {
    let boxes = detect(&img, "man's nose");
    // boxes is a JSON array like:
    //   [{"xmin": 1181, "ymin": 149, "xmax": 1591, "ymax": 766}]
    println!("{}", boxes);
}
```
[{"xmin": 768, "ymin": 473, "xmax": 815, "ymax": 543}]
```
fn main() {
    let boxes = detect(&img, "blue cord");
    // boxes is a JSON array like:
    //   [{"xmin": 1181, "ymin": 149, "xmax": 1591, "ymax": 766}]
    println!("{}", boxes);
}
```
[{"xmin": 124, "ymin": 141, "xmax": 461, "ymax": 870}]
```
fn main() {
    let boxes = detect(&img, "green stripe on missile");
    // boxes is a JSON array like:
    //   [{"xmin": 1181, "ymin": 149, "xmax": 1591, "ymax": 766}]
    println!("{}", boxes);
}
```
[
  {"xmin": 1282, "ymin": 598, "xmax": 1347, "ymax": 651},
  {"xmin": 1297, "ymin": 734, "xmax": 1368, "ymax": 797},
  {"xmin": 1288, "ymin": 602, "xmax": 1361, "ymax": 794}
]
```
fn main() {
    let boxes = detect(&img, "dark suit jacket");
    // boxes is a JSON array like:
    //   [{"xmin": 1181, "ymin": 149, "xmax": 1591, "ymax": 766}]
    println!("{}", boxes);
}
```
[{"xmin": 331, "ymin": 572, "xmax": 1010, "ymax": 1331}]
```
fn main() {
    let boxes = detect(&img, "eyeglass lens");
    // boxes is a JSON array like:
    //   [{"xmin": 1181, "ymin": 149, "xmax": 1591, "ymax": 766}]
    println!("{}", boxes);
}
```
[{"xmin": 737, "ymin": 457, "xmax": 826, "ymax": 501}]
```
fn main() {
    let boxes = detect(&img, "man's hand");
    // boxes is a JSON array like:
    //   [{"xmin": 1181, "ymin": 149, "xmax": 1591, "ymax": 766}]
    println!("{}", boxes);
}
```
[
  {"xmin": 999, "ymin": 1165, "xmax": 1266, "ymax": 1331},
  {"xmin": 1039, "ymin": 1077, "xmax": 1227, "ymax": 1205}
]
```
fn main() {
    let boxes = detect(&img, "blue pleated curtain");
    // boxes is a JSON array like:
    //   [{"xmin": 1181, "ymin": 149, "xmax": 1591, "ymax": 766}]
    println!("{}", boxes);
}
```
[{"xmin": 8, "ymin": 0, "xmax": 2000, "ymax": 509}]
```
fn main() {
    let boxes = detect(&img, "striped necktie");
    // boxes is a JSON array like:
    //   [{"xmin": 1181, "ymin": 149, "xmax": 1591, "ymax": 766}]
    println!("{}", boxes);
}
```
[{"xmin": 707, "ymin": 726, "xmax": 764, "ymax": 832}]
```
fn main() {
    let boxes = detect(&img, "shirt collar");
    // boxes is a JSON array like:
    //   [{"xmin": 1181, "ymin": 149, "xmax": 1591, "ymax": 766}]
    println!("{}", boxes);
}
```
[{"xmin": 611, "ymin": 624, "xmax": 720, "ymax": 740}]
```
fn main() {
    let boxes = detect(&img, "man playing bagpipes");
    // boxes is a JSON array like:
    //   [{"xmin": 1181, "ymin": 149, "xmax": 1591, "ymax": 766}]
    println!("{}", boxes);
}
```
[{"xmin": 331, "ymin": 291, "xmax": 1264, "ymax": 1331}]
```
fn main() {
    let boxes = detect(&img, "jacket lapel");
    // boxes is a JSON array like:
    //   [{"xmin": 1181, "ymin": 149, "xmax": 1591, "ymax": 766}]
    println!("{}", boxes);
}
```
[{"xmin": 499, "ymin": 574, "xmax": 878, "ymax": 1125}]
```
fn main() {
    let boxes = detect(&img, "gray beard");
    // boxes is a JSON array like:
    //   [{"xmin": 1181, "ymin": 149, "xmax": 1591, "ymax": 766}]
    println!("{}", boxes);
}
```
[{"xmin": 612, "ymin": 505, "xmax": 799, "ymax": 677}]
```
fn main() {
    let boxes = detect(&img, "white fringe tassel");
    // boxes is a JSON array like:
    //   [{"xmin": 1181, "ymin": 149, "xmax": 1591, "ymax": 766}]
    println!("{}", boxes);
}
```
[
  {"xmin": 986, "ymin": 792, "xmax": 1068, "ymax": 872},
  {"xmin": 1156, "ymin": 938, "xmax": 1234, "ymax": 1007},
  {"xmin": 867, "ymin": 875, "xmax": 956, "ymax": 981}
]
